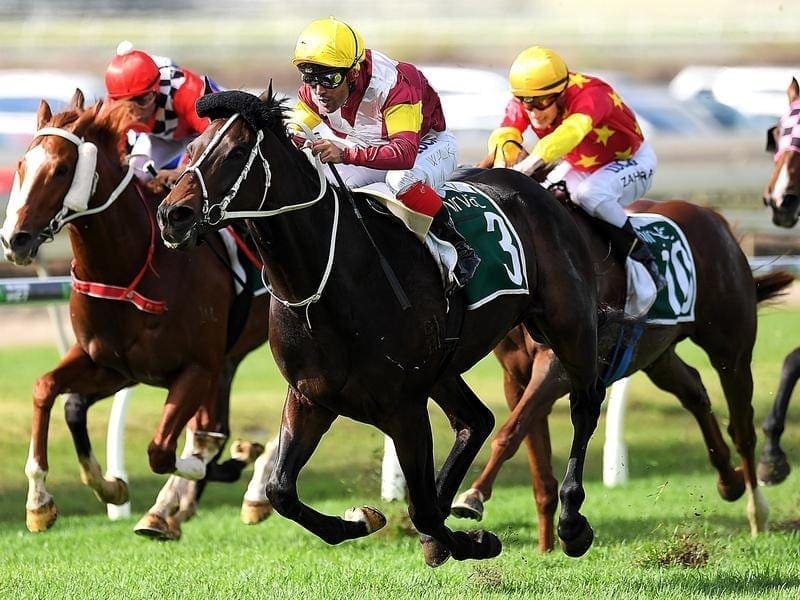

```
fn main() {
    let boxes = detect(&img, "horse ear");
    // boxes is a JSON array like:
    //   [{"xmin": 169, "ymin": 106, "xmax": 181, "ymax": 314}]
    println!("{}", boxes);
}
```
[
  {"xmin": 37, "ymin": 99, "xmax": 52, "ymax": 129},
  {"xmin": 71, "ymin": 88, "xmax": 85, "ymax": 111},
  {"xmin": 258, "ymin": 79, "xmax": 274, "ymax": 102},
  {"xmin": 203, "ymin": 76, "xmax": 214, "ymax": 96},
  {"xmin": 789, "ymin": 78, "xmax": 799, "ymax": 103}
]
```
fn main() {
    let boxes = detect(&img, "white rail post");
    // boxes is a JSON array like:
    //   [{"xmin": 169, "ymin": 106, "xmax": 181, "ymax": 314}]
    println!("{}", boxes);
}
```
[
  {"xmin": 105, "ymin": 387, "xmax": 133, "ymax": 519},
  {"xmin": 603, "ymin": 376, "xmax": 630, "ymax": 487},
  {"xmin": 380, "ymin": 435, "xmax": 406, "ymax": 501}
]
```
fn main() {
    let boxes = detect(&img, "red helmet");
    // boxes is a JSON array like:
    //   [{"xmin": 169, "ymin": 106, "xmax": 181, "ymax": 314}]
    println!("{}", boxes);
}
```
[{"xmin": 105, "ymin": 41, "xmax": 160, "ymax": 100}]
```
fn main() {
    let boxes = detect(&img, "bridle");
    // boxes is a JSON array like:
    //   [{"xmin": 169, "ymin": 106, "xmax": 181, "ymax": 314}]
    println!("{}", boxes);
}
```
[
  {"xmin": 174, "ymin": 114, "xmax": 340, "ymax": 326},
  {"xmin": 27, "ymin": 127, "xmax": 135, "ymax": 241}
]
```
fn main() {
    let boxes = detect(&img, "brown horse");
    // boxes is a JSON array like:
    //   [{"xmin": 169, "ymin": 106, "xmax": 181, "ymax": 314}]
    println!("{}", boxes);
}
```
[
  {"xmin": 0, "ymin": 91, "xmax": 271, "ymax": 538},
  {"xmin": 449, "ymin": 185, "xmax": 793, "ymax": 552},
  {"xmin": 759, "ymin": 76, "xmax": 800, "ymax": 485},
  {"xmin": 156, "ymin": 89, "xmax": 624, "ymax": 565}
]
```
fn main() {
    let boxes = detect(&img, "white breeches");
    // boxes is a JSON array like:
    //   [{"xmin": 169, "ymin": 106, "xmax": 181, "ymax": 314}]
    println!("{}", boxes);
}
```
[{"xmin": 324, "ymin": 129, "xmax": 458, "ymax": 195}]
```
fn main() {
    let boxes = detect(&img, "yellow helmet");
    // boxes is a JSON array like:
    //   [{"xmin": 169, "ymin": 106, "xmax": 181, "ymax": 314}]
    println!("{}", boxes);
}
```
[
  {"xmin": 508, "ymin": 46, "xmax": 569, "ymax": 97},
  {"xmin": 292, "ymin": 18, "xmax": 366, "ymax": 69}
]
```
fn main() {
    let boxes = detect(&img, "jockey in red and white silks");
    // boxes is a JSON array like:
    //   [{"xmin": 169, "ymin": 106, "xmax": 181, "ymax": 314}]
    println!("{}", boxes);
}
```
[
  {"xmin": 293, "ymin": 48, "xmax": 458, "ymax": 197},
  {"xmin": 289, "ymin": 17, "xmax": 479, "ymax": 287},
  {"xmin": 104, "ymin": 41, "xmax": 218, "ymax": 182}
]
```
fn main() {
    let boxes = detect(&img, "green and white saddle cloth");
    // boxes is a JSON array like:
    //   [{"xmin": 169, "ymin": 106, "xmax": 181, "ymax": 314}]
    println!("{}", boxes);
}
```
[
  {"xmin": 629, "ymin": 213, "xmax": 696, "ymax": 324},
  {"xmin": 354, "ymin": 181, "xmax": 529, "ymax": 309}
]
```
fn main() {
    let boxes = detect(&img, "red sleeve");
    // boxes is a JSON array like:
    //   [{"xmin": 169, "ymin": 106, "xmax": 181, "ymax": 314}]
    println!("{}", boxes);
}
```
[
  {"xmin": 342, "ymin": 131, "xmax": 418, "ymax": 169},
  {"xmin": 172, "ymin": 68, "xmax": 211, "ymax": 135},
  {"xmin": 500, "ymin": 98, "xmax": 532, "ymax": 133}
]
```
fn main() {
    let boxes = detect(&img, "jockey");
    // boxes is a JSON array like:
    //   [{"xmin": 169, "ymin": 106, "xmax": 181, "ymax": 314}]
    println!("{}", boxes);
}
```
[
  {"xmin": 484, "ymin": 46, "xmax": 665, "ymax": 292},
  {"xmin": 289, "ymin": 17, "xmax": 480, "ymax": 288},
  {"xmin": 103, "ymin": 40, "xmax": 218, "ymax": 184}
]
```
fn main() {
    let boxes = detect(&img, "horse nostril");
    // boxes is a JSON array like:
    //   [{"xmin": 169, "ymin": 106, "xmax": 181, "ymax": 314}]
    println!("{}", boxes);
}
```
[
  {"xmin": 167, "ymin": 205, "xmax": 196, "ymax": 227},
  {"xmin": 9, "ymin": 231, "xmax": 32, "ymax": 252}
]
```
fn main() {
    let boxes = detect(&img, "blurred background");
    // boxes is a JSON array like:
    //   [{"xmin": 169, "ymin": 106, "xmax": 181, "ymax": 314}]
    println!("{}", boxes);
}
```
[{"xmin": 1, "ymin": 0, "xmax": 799, "ymax": 269}]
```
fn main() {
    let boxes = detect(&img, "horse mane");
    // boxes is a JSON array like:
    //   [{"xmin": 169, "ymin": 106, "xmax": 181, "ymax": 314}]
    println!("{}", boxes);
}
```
[
  {"xmin": 196, "ymin": 90, "xmax": 291, "ymax": 139},
  {"xmin": 47, "ymin": 102, "xmax": 135, "ymax": 165}
]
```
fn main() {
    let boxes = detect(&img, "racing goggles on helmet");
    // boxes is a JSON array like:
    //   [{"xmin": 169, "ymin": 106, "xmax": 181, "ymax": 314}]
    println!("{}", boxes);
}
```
[
  {"xmin": 298, "ymin": 64, "xmax": 349, "ymax": 89},
  {"xmin": 516, "ymin": 93, "xmax": 561, "ymax": 110}
]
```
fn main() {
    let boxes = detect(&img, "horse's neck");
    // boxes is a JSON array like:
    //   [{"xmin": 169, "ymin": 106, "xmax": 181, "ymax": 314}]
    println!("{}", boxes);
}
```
[{"xmin": 68, "ymin": 166, "xmax": 154, "ymax": 284}]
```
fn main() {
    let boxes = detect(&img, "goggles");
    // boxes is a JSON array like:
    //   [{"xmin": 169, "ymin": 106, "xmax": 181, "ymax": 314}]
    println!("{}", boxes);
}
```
[
  {"xmin": 130, "ymin": 91, "xmax": 157, "ymax": 108},
  {"xmin": 516, "ymin": 93, "xmax": 561, "ymax": 110},
  {"xmin": 299, "ymin": 67, "xmax": 348, "ymax": 89}
]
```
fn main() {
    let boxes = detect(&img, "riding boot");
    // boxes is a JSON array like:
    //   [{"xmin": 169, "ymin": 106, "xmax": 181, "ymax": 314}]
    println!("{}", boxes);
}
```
[
  {"xmin": 613, "ymin": 219, "xmax": 667, "ymax": 292},
  {"xmin": 430, "ymin": 206, "xmax": 482, "ymax": 288}
]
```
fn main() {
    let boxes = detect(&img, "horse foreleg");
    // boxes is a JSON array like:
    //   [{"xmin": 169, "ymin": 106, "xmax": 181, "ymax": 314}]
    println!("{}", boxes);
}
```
[
  {"xmin": 148, "ymin": 365, "xmax": 219, "ymax": 477},
  {"xmin": 26, "ymin": 346, "xmax": 128, "ymax": 532},
  {"xmin": 241, "ymin": 435, "xmax": 279, "ymax": 524},
  {"xmin": 266, "ymin": 389, "xmax": 384, "ymax": 542},
  {"xmin": 388, "ymin": 403, "xmax": 501, "ymax": 567},
  {"xmin": 643, "ymin": 349, "xmax": 742, "ymax": 500},
  {"xmin": 429, "ymin": 376, "xmax": 494, "ymax": 515},
  {"xmin": 758, "ymin": 346, "xmax": 800, "ymax": 485}
]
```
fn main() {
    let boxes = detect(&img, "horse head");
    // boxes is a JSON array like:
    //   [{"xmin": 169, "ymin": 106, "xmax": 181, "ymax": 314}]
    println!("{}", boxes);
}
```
[
  {"xmin": 0, "ymin": 90, "xmax": 130, "ymax": 264},
  {"xmin": 763, "ymin": 78, "xmax": 800, "ymax": 228},
  {"xmin": 158, "ymin": 86, "xmax": 294, "ymax": 249}
]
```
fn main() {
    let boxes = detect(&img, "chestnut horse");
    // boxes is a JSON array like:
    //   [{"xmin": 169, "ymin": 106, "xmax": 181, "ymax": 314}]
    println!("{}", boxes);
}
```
[
  {"xmin": 0, "ymin": 92, "xmax": 271, "ymax": 539},
  {"xmin": 759, "ymin": 76, "xmax": 800, "ymax": 486},
  {"xmin": 451, "ymin": 194, "xmax": 793, "ymax": 551},
  {"xmin": 157, "ymin": 89, "xmax": 618, "ymax": 565}
]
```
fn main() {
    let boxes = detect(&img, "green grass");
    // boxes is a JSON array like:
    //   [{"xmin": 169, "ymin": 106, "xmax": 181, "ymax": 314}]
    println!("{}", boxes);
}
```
[{"xmin": 1, "ymin": 306, "xmax": 800, "ymax": 598}]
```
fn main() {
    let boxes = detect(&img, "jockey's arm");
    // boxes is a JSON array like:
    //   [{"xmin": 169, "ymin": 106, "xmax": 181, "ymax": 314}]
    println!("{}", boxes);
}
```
[
  {"xmin": 341, "ymin": 102, "xmax": 422, "ymax": 169},
  {"xmin": 514, "ymin": 113, "xmax": 593, "ymax": 176}
]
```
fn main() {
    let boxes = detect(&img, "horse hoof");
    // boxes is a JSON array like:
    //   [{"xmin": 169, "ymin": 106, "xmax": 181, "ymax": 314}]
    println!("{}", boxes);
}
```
[
  {"xmin": 343, "ymin": 506, "xmax": 386, "ymax": 534},
  {"xmin": 459, "ymin": 529, "xmax": 502, "ymax": 560},
  {"xmin": 241, "ymin": 499, "xmax": 273, "ymax": 524},
  {"xmin": 26, "ymin": 499, "xmax": 58, "ymax": 532},
  {"xmin": 231, "ymin": 440, "xmax": 266, "ymax": 464},
  {"xmin": 558, "ymin": 516, "xmax": 594, "ymax": 558},
  {"xmin": 717, "ymin": 468, "xmax": 746, "ymax": 501},
  {"xmin": 133, "ymin": 513, "xmax": 181, "ymax": 541},
  {"xmin": 757, "ymin": 453, "xmax": 791, "ymax": 486},
  {"xmin": 451, "ymin": 488, "xmax": 485, "ymax": 521},
  {"xmin": 420, "ymin": 534, "xmax": 451, "ymax": 568}
]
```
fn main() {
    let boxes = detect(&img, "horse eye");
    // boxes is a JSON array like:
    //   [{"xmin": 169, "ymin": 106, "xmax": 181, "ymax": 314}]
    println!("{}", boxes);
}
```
[
  {"xmin": 54, "ymin": 164, "xmax": 71, "ymax": 178},
  {"xmin": 228, "ymin": 146, "xmax": 248, "ymax": 161}
]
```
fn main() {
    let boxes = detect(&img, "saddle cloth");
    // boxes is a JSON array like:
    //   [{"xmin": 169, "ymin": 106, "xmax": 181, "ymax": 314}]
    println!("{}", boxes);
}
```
[
  {"xmin": 628, "ymin": 213, "xmax": 696, "ymax": 324},
  {"xmin": 354, "ymin": 181, "xmax": 529, "ymax": 309}
]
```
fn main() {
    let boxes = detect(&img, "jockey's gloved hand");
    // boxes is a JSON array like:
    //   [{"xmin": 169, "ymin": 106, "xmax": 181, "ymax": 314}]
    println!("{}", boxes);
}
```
[{"xmin": 512, "ymin": 152, "xmax": 545, "ymax": 177}]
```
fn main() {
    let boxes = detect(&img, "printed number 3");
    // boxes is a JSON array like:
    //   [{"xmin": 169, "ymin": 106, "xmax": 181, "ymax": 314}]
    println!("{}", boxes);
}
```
[{"xmin": 485, "ymin": 213, "xmax": 523, "ymax": 285}]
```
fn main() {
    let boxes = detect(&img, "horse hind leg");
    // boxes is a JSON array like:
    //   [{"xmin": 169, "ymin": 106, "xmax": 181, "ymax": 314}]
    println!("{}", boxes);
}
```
[
  {"xmin": 758, "ymin": 346, "xmax": 800, "ymax": 485},
  {"xmin": 642, "ymin": 348, "xmax": 744, "ymax": 501},
  {"xmin": 710, "ymin": 349, "xmax": 768, "ymax": 536}
]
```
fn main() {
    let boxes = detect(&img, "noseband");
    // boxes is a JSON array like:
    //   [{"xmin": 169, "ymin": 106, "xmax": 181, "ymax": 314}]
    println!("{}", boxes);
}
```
[{"xmin": 24, "ymin": 127, "xmax": 134, "ymax": 240}]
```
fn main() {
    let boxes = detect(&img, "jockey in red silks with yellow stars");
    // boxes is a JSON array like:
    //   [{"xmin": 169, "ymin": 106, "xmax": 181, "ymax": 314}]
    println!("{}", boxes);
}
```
[
  {"xmin": 288, "ymin": 17, "xmax": 480, "ymax": 288},
  {"xmin": 483, "ymin": 46, "xmax": 665, "ymax": 292},
  {"xmin": 103, "ymin": 40, "xmax": 220, "ymax": 186}
]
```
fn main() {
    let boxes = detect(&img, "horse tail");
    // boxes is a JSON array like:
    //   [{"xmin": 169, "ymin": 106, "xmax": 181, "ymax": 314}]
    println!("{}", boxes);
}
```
[{"xmin": 754, "ymin": 269, "xmax": 795, "ymax": 304}]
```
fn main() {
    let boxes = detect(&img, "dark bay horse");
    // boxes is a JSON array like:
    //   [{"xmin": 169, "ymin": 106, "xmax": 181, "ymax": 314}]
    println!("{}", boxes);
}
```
[
  {"xmin": 759, "ymin": 76, "xmax": 800, "ymax": 485},
  {"xmin": 0, "ymin": 92, "xmax": 271, "ymax": 539},
  {"xmin": 451, "ymin": 196, "xmax": 793, "ymax": 551},
  {"xmin": 157, "ymin": 89, "xmax": 612, "ymax": 565}
]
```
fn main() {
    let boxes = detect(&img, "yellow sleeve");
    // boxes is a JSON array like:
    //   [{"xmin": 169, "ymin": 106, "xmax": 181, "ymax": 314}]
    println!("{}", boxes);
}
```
[
  {"xmin": 384, "ymin": 102, "xmax": 423, "ymax": 136},
  {"xmin": 487, "ymin": 126, "xmax": 524, "ymax": 165},
  {"xmin": 532, "ymin": 113, "xmax": 593, "ymax": 164},
  {"xmin": 288, "ymin": 99, "xmax": 323, "ymax": 130}
]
